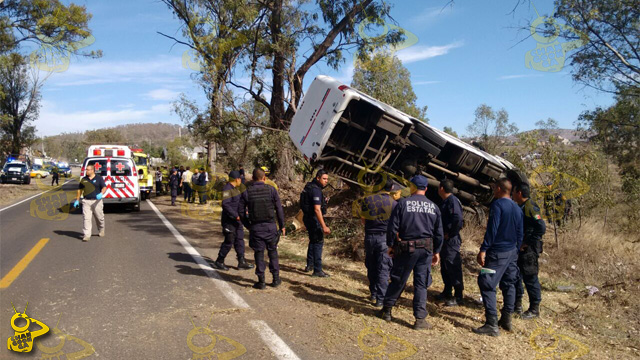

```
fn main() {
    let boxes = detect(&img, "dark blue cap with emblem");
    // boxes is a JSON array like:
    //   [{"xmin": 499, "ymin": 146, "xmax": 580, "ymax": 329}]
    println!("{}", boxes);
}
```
[
  {"xmin": 229, "ymin": 170, "xmax": 241, "ymax": 179},
  {"xmin": 411, "ymin": 175, "xmax": 428, "ymax": 190}
]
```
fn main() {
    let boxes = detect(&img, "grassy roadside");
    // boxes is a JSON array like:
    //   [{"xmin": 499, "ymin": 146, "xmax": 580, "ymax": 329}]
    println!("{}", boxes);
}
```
[{"xmin": 151, "ymin": 193, "xmax": 639, "ymax": 359}]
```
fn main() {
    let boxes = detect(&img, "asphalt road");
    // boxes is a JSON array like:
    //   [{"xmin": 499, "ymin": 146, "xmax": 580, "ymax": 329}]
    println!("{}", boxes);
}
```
[{"xmin": 0, "ymin": 179, "xmax": 306, "ymax": 359}]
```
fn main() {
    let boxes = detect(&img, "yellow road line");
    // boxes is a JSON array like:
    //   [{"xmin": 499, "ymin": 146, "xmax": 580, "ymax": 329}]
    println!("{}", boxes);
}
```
[{"xmin": 0, "ymin": 238, "xmax": 49, "ymax": 289}]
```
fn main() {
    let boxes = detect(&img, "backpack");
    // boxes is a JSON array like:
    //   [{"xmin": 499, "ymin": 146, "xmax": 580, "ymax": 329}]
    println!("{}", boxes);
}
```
[{"xmin": 248, "ymin": 184, "xmax": 275, "ymax": 224}]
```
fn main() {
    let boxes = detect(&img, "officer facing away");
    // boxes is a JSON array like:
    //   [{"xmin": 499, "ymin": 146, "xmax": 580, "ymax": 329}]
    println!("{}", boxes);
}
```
[
  {"xmin": 239, "ymin": 168, "xmax": 285, "ymax": 289},
  {"xmin": 74, "ymin": 165, "xmax": 107, "ymax": 242},
  {"xmin": 379, "ymin": 175, "xmax": 443, "ymax": 330},
  {"xmin": 300, "ymin": 169, "xmax": 331, "ymax": 277},
  {"xmin": 473, "ymin": 178, "xmax": 523, "ymax": 336},
  {"xmin": 360, "ymin": 176, "xmax": 396, "ymax": 307},
  {"xmin": 213, "ymin": 171, "xmax": 254, "ymax": 271},
  {"xmin": 512, "ymin": 183, "xmax": 546, "ymax": 320},
  {"xmin": 435, "ymin": 178, "xmax": 465, "ymax": 307}
]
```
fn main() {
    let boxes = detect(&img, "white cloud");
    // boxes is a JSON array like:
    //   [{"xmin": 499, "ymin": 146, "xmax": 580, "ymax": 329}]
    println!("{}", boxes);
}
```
[
  {"xmin": 498, "ymin": 74, "xmax": 544, "ymax": 80},
  {"xmin": 396, "ymin": 41, "xmax": 464, "ymax": 63},
  {"xmin": 34, "ymin": 101, "xmax": 179, "ymax": 136},
  {"xmin": 145, "ymin": 88, "xmax": 181, "ymax": 101},
  {"xmin": 409, "ymin": 6, "xmax": 453, "ymax": 26},
  {"xmin": 45, "ymin": 56, "xmax": 189, "ymax": 87},
  {"xmin": 413, "ymin": 80, "xmax": 442, "ymax": 85}
]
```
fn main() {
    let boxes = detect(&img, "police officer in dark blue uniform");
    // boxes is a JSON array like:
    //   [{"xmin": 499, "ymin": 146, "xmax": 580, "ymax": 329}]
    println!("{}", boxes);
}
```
[
  {"xmin": 239, "ymin": 168, "xmax": 285, "ymax": 289},
  {"xmin": 473, "ymin": 178, "xmax": 523, "ymax": 336},
  {"xmin": 360, "ymin": 176, "xmax": 396, "ymax": 307},
  {"xmin": 512, "ymin": 183, "xmax": 546, "ymax": 319},
  {"xmin": 435, "ymin": 179, "xmax": 465, "ymax": 307},
  {"xmin": 213, "ymin": 171, "xmax": 254, "ymax": 271},
  {"xmin": 300, "ymin": 169, "xmax": 330, "ymax": 277},
  {"xmin": 378, "ymin": 175, "xmax": 443, "ymax": 330}
]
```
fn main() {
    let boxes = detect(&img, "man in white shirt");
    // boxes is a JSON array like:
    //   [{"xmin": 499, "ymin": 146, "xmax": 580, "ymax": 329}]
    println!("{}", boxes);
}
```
[{"xmin": 180, "ymin": 166, "xmax": 193, "ymax": 202}]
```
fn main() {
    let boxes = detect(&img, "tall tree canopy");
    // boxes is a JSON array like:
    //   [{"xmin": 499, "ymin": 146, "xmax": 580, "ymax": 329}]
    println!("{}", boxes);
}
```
[
  {"xmin": 553, "ymin": 0, "xmax": 640, "ymax": 96},
  {"xmin": 351, "ymin": 52, "xmax": 428, "ymax": 121},
  {"xmin": 466, "ymin": 104, "xmax": 518, "ymax": 154}
]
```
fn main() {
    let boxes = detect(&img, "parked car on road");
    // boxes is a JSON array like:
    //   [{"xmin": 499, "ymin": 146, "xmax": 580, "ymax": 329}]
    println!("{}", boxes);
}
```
[
  {"xmin": 30, "ymin": 165, "xmax": 50, "ymax": 178},
  {"xmin": 0, "ymin": 162, "xmax": 31, "ymax": 184}
]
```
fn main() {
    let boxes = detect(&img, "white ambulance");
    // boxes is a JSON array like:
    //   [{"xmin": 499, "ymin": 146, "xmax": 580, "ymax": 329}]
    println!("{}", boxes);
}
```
[{"xmin": 81, "ymin": 145, "xmax": 141, "ymax": 211}]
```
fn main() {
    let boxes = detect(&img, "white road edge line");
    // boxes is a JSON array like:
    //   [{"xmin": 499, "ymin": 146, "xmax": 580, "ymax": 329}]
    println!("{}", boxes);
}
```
[
  {"xmin": 147, "ymin": 200, "xmax": 250, "ymax": 309},
  {"xmin": 0, "ymin": 180, "xmax": 73, "ymax": 213},
  {"xmin": 148, "ymin": 200, "xmax": 301, "ymax": 360},
  {"xmin": 250, "ymin": 320, "xmax": 302, "ymax": 360}
]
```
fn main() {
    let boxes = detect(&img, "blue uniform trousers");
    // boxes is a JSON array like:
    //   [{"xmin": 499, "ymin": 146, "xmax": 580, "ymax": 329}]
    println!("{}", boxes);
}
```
[
  {"xmin": 440, "ymin": 235, "xmax": 464, "ymax": 297},
  {"xmin": 305, "ymin": 218, "xmax": 324, "ymax": 272},
  {"xmin": 383, "ymin": 248, "xmax": 433, "ymax": 319},
  {"xmin": 218, "ymin": 221, "xmax": 245, "ymax": 260},
  {"xmin": 478, "ymin": 248, "xmax": 519, "ymax": 317},
  {"xmin": 249, "ymin": 233, "xmax": 279, "ymax": 277},
  {"xmin": 364, "ymin": 233, "xmax": 392, "ymax": 301},
  {"xmin": 515, "ymin": 249, "xmax": 542, "ymax": 305}
]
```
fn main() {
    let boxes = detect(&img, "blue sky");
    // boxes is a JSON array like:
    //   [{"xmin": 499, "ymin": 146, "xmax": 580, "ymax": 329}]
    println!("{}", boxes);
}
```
[{"xmin": 31, "ymin": 0, "xmax": 614, "ymax": 137}]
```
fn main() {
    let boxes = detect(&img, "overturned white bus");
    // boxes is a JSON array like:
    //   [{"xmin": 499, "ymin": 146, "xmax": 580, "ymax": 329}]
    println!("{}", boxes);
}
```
[{"xmin": 289, "ymin": 75, "xmax": 524, "ymax": 211}]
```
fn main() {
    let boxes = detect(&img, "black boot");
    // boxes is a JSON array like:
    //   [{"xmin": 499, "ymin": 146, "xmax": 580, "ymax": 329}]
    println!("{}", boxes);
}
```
[
  {"xmin": 434, "ymin": 289, "xmax": 452, "ymax": 301},
  {"xmin": 378, "ymin": 306, "xmax": 392, "ymax": 322},
  {"xmin": 271, "ymin": 273, "xmax": 282, "ymax": 287},
  {"xmin": 413, "ymin": 318, "xmax": 433, "ymax": 330},
  {"xmin": 303, "ymin": 265, "xmax": 313, "ymax": 272},
  {"xmin": 212, "ymin": 258, "xmax": 229, "ymax": 271},
  {"xmin": 521, "ymin": 303, "xmax": 540, "ymax": 320},
  {"xmin": 238, "ymin": 257, "xmax": 254, "ymax": 270},
  {"xmin": 498, "ymin": 310, "xmax": 512, "ymax": 331},
  {"xmin": 472, "ymin": 315, "xmax": 500, "ymax": 336},
  {"xmin": 514, "ymin": 298, "xmax": 523, "ymax": 315},
  {"xmin": 253, "ymin": 275, "xmax": 266, "ymax": 290}
]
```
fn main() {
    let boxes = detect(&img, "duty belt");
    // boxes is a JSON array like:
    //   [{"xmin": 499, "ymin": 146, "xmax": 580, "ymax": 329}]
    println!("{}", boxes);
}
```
[{"xmin": 395, "ymin": 238, "xmax": 433, "ymax": 254}]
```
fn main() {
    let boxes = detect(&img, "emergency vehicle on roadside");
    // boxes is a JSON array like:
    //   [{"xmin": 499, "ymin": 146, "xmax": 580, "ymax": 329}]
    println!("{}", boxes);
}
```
[
  {"xmin": 131, "ymin": 149, "xmax": 153, "ymax": 200},
  {"xmin": 81, "ymin": 145, "xmax": 140, "ymax": 211}
]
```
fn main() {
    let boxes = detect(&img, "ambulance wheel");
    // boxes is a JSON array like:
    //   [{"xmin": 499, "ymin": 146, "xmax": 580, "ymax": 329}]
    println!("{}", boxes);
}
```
[
  {"xmin": 134, "ymin": 199, "xmax": 141, "ymax": 212},
  {"xmin": 140, "ymin": 192, "xmax": 146, "ymax": 201}
]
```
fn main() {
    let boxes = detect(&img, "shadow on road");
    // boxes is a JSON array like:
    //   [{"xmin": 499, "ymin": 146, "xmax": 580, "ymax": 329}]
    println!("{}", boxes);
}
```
[{"xmin": 53, "ymin": 230, "xmax": 84, "ymax": 240}]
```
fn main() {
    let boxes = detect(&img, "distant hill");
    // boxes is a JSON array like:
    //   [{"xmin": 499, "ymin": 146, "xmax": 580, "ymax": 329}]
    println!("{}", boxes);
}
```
[
  {"xmin": 109, "ymin": 123, "xmax": 186, "ymax": 144},
  {"xmin": 514, "ymin": 128, "xmax": 587, "ymax": 142}
]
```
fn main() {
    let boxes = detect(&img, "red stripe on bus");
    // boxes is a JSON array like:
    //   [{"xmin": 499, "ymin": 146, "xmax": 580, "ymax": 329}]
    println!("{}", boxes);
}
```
[{"xmin": 301, "ymin": 88, "xmax": 331, "ymax": 146}]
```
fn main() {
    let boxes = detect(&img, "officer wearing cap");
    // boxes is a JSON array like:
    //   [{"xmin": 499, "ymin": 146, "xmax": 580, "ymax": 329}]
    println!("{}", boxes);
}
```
[
  {"xmin": 435, "ymin": 178, "xmax": 465, "ymax": 307},
  {"xmin": 360, "ymin": 175, "xmax": 397, "ymax": 307},
  {"xmin": 213, "ymin": 171, "xmax": 254, "ymax": 271},
  {"xmin": 512, "ymin": 183, "xmax": 546, "ymax": 319},
  {"xmin": 473, "ymin": 178, "xmax": 523, "ymax": 336},
  {"xmin": 378, "ymin": 175, "xmax": 443, "ymax": 330},
  {"xmin": 239, "ymin": 168, "xmax": 285, "ymax": 289}
]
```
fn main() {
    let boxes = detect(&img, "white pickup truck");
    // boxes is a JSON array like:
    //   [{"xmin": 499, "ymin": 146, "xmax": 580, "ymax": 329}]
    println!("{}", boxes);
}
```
[{"xmin": 289, "ymin": 75, "xmax": 524, "ymax": 211}]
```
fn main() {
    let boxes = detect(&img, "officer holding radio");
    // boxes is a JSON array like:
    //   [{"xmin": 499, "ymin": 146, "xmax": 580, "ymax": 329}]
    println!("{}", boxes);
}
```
[{"xmin": 378, "ymin": 175, "xmax": 443, "ymax": 330}]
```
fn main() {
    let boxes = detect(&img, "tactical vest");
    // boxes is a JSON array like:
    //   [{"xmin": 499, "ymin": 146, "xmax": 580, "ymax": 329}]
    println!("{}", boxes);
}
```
[
  {"xmin": 300, "ymin": 181, "xmax": 325, "ymax": 216},
  {"xmin": 248, "ymin": 185, "xmax": 275, "ymax": 224}
]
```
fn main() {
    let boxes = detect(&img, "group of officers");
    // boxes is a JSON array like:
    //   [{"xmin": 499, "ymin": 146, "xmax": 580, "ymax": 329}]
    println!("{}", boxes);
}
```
[
  {"xmin": 209, "ymin": 168, "xmax": 333, "ymax": 289},
  {"xmin": 194, "ymin": 165, "xmax": 546, "ymax": 335},
  {"xmin": 359, "ymin": 174, "xmax": 546, "ymax": 334}
]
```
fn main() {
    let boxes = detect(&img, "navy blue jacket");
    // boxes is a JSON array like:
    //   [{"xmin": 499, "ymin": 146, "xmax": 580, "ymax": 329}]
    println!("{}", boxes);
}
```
[
  {"xmin": 302, "ymin": 180, "xmax": 325, "ymax": 224},
  {"xmin": 439, "ymin": 194, "xmax": 464, "ymax": 239},
  {"xmin": 387, "ymin": 193, "xmax": 443, "ymax": 254},
  {"xmin": 239, "ymin": 182, "xmax": 285, "ymax": 241},
  {"xmin": 481, "ymin": 197, "xmax": 524, "ymax": 253},
  {"xmin": 79, "ymin": 175, "xmax": 106, "ymax": 199},
  {"xmin": 221, "ymin": 182, "xmax": 243, "ymax": 224},
  {"xmin": 361, "ymin": 192, "xmax": 397, "ymax": 234}
]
